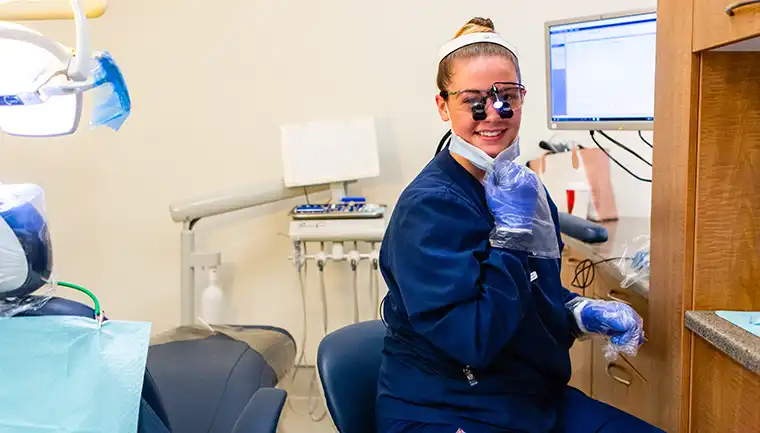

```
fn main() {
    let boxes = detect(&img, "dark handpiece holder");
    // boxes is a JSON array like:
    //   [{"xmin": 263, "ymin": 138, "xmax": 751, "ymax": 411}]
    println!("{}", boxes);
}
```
[{"xmin": 558, "ymin": 212, "xmax": 609, "ymax": 244}]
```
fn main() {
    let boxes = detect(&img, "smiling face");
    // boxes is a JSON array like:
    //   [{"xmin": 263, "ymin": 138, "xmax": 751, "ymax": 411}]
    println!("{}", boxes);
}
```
[{"xmin": 436, "ymin": 55, "xmax": 524, "ymax": 159}]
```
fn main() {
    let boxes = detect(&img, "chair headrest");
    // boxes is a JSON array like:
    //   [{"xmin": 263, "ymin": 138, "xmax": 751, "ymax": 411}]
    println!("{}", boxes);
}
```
[{"xmin": 15, "ymin": 296, "xmax": 97, "ymax": 318}]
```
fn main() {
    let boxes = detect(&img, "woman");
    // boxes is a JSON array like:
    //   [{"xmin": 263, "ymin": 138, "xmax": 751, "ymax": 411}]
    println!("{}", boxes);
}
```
[{"xmin": 375, "ymin": 17, "xmax": 664, "ymax": 433}]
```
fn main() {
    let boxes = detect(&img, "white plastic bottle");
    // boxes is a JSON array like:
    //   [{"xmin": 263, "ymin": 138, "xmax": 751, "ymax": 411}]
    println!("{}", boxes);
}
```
[{"xmin": 201, "ymin": 267, "xmax": 224, "ymax": 325}]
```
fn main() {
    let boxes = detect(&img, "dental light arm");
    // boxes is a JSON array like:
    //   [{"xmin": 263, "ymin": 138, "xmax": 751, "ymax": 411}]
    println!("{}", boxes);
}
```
[
  {"xmin": 68, "ymin": 0, "xmax": 90, "ymax": 81},
  {"xmin": 170, "ymin": 180, "xmax": 329, "ymax": 224},
  {"xmin": 0, "ymin": 0, "xmax": 106, "ymax": 21},
  {"xmin": 169, "ymin": 180, "xmax": 329, "ymax": 326}
]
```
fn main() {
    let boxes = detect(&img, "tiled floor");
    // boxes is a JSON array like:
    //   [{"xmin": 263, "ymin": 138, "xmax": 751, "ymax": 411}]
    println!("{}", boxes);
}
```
[
  {"xmin": 278, "ymin": 366, "xmax": 336, "ymax": 433},
  {"xmin": 279, "ymin": 397, "xmax": 336, "ymax": 433}
]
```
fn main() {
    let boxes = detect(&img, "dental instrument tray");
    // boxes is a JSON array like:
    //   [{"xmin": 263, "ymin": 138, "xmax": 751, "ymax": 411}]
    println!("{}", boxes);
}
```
[{"xmin": 289, "ymin": 200, "xmax": 386, "ymax": 220}]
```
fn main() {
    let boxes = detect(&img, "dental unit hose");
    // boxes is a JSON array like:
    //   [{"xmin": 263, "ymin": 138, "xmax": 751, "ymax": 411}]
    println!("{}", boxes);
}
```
[
  {"xmin": 54, "ymin": 281, "xmax": 101, "ymax": 319},
  {"xmin": 349, "ymin": 250, "xmax": 360, "ymax": 324},
  {"xmin": 287, "ymin": 240, "xmax": 382, "ymax": 421},
  {"xmin": 288, "ymin": 242, "xmax": 328, "ymax": 422}
]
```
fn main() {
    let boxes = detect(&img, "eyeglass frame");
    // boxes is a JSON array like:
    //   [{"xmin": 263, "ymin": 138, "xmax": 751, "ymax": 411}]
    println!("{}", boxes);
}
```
[{"xmin": 440, "ymin": 81, "xmax": 527, "ymax": 111}]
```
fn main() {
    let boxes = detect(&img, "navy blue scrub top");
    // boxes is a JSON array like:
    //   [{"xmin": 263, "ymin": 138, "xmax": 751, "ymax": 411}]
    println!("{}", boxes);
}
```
[{"xmin": 376, "ymin": 148, "xmax": 581, "ymax": 432}]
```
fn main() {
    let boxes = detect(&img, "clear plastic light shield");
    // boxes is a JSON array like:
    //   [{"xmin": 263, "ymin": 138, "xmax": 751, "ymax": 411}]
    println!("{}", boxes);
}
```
[
  {"xmin": 484, "ymin": 159, "xmax": 561, "ymax": 259},
  {"xmin": 0, "ymin": 23, "xmax": 82, "ymax": 137},
  {"xmin": 0, "ymin": 183, "xmax": 55, "ymax": 317}
]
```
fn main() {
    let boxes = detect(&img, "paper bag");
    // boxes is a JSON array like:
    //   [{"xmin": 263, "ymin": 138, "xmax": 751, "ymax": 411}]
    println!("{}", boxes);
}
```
[
  {"xmin": 0, "ymin": 315, "xmax": 151, "ymax": 433},
  {"xmin": 529, "ymin": 146, "xmax": 618, "ymax": 221}
]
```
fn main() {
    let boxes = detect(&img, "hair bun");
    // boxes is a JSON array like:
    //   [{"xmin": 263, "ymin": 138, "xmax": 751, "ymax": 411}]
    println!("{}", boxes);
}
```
[
  {"xmin": 455, "ymin": 17, "xmax": 496, "ymax": 37},
  {"xmin": 467, "ymin": 17, "xmax": 495, "ymax": 31}
]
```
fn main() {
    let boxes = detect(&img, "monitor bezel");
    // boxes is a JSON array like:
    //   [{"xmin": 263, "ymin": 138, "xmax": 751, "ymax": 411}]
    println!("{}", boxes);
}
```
[{"xmin": 544, "ymin": 8, "xmax": 657, "ymax": 132}]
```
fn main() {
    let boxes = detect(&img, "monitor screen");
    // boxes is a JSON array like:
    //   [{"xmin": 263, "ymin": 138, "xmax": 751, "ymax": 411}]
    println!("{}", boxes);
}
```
[{"xmin": 545, "ymin": 10, "xmax": 657, "ymax": 131}]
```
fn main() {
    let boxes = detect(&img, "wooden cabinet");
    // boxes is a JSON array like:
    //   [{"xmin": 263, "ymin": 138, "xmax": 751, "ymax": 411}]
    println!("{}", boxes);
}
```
[
  {"xmin": 590, "ymin": 267, "xmax": 651, "ymax": 336},
  {"xmin": 652, "ymin": 0, "xmax": 760, "ymax": 431},
  {"xmin": 690, "ymin": 337, "xmax": 760, "ymax": 432},
  {"xmin": 590, "ymin": 339, "xmax": 655, "ymax": 424},
  {"xmin": 561, "ymin": 244, "xmax": 592, "ymax": 395},
  {"xmin": 568, "ymin": 332, "xmax": 593, "ymax": 395},
  {"xmin": 560, "ymin": 239, "xmax": 660, "ymax": 425},
  {"xmin": 559, "ymin": 242, "xmax": 655, "ymax": 410},
  {"xmin": 694, "ymin": 0, "xmax": 760, "ymax": 50}
]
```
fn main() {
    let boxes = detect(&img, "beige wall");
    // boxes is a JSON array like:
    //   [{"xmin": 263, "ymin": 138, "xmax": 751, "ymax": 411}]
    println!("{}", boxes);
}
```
[{"xmin": 0, "ymin": 0, "xmax": 655, "ymax": 364}]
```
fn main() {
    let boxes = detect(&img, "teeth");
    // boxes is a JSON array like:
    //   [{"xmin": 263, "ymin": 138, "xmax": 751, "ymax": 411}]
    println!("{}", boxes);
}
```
[{"xmin": 478, "ymin": 130, "xmax": 503, "ymax": 137}]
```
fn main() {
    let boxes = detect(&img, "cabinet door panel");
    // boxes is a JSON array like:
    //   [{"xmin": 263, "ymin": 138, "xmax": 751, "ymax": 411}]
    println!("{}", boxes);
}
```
[
  {"xmin": 694, "ymin": 0, "xmax": 760, "ymax": 50},
  {"xmin": 690, "ymin": 337, "xmax": 760, "ymax": 432}
]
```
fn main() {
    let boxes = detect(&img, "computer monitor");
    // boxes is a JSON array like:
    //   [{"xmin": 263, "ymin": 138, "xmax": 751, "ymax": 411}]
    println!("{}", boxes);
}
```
[{"xmin": 544, "ymin": 9, "xmax": 657, "ymax": 131}]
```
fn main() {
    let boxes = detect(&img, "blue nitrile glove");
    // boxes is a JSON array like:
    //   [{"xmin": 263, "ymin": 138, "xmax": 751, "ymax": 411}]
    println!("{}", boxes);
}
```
[
  {"xmin": 483, "ymin": 160, "xmax": 561, "ymax": 258},
  {"xmin": 567, "ymin": 296, "xmax": 645, "ymax": 361},
  {"xmin": 483, "ymin": 160, "xmax": 540, "ymax": 233}
]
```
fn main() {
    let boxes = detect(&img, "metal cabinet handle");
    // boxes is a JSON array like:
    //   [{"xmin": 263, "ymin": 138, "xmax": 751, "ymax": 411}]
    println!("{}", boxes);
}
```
[
  {"xmin": 606, "ymin": 290, "xmax": 632, "ymax": 305},
  {"xmin": 606, "ymin": 364, "xmax": 632, "ymax": 386},
  {"xmin": 726, "ymin": 0, "xmax": 760, "ymax": 16}
]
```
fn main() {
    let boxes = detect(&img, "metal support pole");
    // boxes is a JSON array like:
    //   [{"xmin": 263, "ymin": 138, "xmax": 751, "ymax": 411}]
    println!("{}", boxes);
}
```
[{"xmin": 180, "ymin": 222, "xmax": 196, "ymax": 326}]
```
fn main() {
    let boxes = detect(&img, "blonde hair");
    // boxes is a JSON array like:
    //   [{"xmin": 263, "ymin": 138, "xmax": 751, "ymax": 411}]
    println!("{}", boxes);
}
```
[{"xmin": 437, "ymin": 17, "xmax": 522, "ymax": 95}]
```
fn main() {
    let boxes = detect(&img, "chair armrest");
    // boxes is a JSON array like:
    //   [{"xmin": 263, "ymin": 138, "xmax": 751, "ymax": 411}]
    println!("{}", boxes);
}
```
[{"xmin": 231, "ymin": 388, "xmax": 287, "ymax": 433}]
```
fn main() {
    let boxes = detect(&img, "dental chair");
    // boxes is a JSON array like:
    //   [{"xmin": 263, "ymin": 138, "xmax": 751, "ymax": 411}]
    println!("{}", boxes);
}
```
[
  {"xmin": 19, "ymin": 296, "xmax": 294, "ymax": 433},
  {"xmin": 317, "ymin": 320, "xmax": 387, "ymax": 433}
]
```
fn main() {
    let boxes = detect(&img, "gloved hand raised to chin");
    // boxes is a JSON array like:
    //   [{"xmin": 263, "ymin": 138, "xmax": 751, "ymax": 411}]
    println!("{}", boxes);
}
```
[
  {"xmin": 566, "ymin": 296, "xmax": 645, "ymax": 361},
  {"xmin": 482, "ymin": 159, "xmax": 561, "ymax": 259}
]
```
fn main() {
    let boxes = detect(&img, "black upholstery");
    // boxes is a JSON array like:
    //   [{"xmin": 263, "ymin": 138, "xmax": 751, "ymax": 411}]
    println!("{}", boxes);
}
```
[
  {"xmin": 231, "ymin": 388, "xmax": 287, "ymax": 433},
  {"xmin": 16, "ymin": 296, "xmax": 100, "ymax": 318},
  {"xmin": 317, "ymin": 320, "xmax": 387, "ymax": 433},
  {"xmin": 147, "ymin": 333, "xmax": 278, "ymax": 433}
]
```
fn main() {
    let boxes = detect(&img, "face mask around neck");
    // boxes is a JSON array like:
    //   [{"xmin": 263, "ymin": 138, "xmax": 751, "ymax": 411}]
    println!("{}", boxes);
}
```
[{"xmin": 448, "ymin": 132, "xmax": 521, "ymax": 172}]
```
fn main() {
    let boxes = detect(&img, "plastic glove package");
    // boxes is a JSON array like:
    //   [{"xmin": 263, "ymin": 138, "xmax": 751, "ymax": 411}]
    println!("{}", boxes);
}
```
[
  {"xmin": 0, "ymin": 315, "xmax": 151, "ymax": 433},
  {"xmin": 616, "ymin": 235, "xmax": 650, "ymax": 289},
  {"xmin": 484, "ymin": 159, "xmax": 560, "ymax": 259}
]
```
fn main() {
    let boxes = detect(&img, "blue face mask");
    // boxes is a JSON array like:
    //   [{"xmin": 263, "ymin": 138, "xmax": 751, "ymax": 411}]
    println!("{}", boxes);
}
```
[{"xmin": 448, "ymin": 132, "xmax": 521, "ymax": 172}]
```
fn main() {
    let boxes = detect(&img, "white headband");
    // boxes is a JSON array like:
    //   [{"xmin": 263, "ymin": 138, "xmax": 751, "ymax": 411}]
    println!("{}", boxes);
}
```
[{"xmin": 438, "ymin": 32, "xmax": 518, "ymax": 63}]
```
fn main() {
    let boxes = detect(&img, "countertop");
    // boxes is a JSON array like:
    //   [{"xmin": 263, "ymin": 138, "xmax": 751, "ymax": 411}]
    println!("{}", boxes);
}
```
[
  {"xmin": 685, "ymin": 310, "xmax": 760, "ymax": 376},
  {"xmin": 561, "ymin": 216, "xmax": 651, "ymax": 299}
]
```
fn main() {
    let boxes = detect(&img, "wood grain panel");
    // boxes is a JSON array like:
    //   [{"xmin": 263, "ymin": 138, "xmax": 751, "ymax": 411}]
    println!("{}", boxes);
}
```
[
  {"xmin": 694, "ymin": 0, "xmax": 760, "ymax": 51},
  {"xmin": 690, "ymin": 335, "xmax": 760, "ymax": 432},
  {"xmin": 591, "ymin": 340, "xmax": 655, "ymax": 425},
  {"xmin": 560, "ymin": 245, "xmax": 585, "ymax": 297},
  {"xmin": 560, "ymin": 245, "xmax": 592, "ymax": 395},
  {"xmin": 591, "ymin": 266, "xmax": 650, "ymax": 335},
  {"xmin": 650, "ymin": 0, "xmax": 702, "ymax": 431},
  {"xmin": 693, "ymin": 52, "xmax": 760, "ymax": 311}
]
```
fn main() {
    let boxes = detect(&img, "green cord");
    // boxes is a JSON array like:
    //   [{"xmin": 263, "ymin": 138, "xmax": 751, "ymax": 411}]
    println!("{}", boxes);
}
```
[{"xmin": 55, "ymin": 281, "xmax": 101, "ymax": 318}]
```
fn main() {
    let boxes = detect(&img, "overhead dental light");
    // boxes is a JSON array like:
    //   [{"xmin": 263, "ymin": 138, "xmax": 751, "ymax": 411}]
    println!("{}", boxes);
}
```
[{"xmin": 0, "ymin": 0, "xmax": 130, "ymax": 137}]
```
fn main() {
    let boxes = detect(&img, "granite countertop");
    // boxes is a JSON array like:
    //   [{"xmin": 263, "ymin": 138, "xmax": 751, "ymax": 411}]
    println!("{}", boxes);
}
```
[
  {"xmin": 561, "ymin": 217, "xmax": 651, "ymax": 298},
  {"xmin": 685, "ymin": 310, "xmax": 760, "ymax": 375}
]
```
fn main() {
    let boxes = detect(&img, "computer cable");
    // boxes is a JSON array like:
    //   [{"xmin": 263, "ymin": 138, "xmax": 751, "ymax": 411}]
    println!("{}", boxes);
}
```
[
  {"xmin": 595, "ymin": 130, "xmax": 651, "ymax": 167},
  {"xmin": 571, "ymin": 257, "xmax": 631, "ymax": 291},
  {"xmin": 589, "ymin": 131, "xmax": 652, "ymax": 183},
  {"xmin": 637, "ymin": 130, "xmax": 653, "ymax": 148}
]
